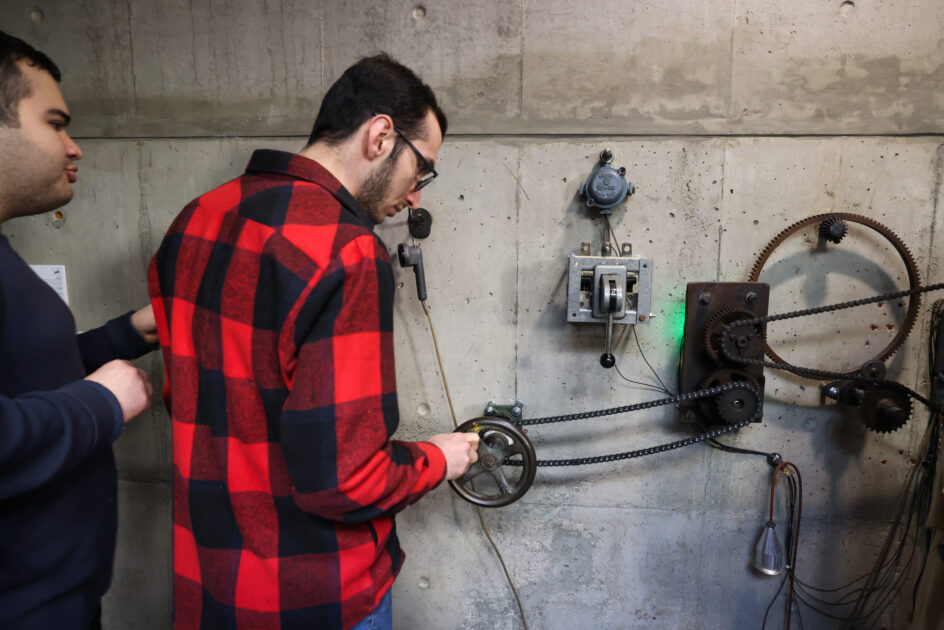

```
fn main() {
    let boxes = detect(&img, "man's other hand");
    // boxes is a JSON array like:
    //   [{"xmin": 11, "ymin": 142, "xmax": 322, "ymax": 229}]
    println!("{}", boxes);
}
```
[
  {"xmin": 131, "ymin": 304, "xmax": 159, "ymax": 344},
  {"xmin": 427, "ymin": 432, "xmax": 480, "ymax": 481},
  {"xmin": 85, "ymin": 359, "xmax": 154, "ymax": 423}
]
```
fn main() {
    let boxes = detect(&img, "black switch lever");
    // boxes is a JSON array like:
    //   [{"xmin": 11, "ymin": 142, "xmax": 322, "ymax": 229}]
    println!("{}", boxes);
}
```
[{"xmin": 398, "ymin": 243, "xmax": 427, "ymax": 302}]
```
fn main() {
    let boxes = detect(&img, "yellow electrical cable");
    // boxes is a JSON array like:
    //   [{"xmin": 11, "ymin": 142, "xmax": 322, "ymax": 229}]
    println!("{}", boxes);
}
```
[{"xmin": 421, "ymin": 301, "xmax": 529, "ymax": 630}]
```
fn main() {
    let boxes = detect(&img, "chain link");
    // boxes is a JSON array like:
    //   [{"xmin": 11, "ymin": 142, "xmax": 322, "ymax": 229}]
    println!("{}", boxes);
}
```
[
  {"xmin": 722, "ymin": 281, "xmax": 944, "ymax": 410},
  {"xmin": 521, "ymin": 382, "xmax": 749, "ymax": 426},
  {"xmin": 515, "ymin": 282, "xmax": 944, "ymax": 467},
  {"xmin": 518, "ymin": 383, "xmax": 760, "ymax": 466}
]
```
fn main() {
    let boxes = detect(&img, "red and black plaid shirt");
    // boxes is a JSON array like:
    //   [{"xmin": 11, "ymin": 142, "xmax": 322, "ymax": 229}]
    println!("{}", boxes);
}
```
[{"xmin": 148, "ymin": 149, "xmax": 447, "ymax": 629}]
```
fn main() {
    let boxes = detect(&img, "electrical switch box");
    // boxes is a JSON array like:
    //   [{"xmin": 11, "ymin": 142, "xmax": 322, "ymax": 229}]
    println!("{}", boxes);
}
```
[{"xmin": 567, "ymin": 254, "xmax": 652, "ymax": 325}]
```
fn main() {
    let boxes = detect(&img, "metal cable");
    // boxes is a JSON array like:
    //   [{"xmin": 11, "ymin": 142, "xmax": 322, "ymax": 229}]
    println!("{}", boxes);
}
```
[{"xmin": 421, "ymin": 301, "xmax": 529, "ymax": 630}]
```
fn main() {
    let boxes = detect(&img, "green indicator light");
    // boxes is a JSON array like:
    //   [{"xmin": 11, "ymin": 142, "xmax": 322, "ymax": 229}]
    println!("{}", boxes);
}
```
[{"xmin": 665, "ymin": 300, "xmax": 687, "ymax": 346}]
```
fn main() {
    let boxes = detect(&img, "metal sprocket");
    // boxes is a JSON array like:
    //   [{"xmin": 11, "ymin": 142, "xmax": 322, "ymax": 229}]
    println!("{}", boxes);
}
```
[
  {"xmin": 748, "ymin": 213, "xmax": 921, "ymax": 372},
  {"xmin": 703, "ymin": 307, "xmax": 765, "ymax": 363},
  {"xmin": 699, "ymin": 368, "xmax": 762, "ymax": 424},
  {"xmin": 859, "ymin": 385, "xmax": 913, "ymax": 434}
]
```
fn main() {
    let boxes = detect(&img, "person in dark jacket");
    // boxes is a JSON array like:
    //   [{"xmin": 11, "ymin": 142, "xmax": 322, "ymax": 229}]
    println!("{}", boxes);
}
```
[{"xmin": 0, "ymin": 30, "xmax": 157, "ymax": 630}]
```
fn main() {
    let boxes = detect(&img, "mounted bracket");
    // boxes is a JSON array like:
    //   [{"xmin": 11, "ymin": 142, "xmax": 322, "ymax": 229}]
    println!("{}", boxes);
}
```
[{"xmin": 483, "ymin": 399, "xmax": 525, "ymax": 424}]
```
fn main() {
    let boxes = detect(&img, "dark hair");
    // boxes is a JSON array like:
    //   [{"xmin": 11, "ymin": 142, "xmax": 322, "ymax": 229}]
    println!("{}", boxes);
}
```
[
  {"xmin": 307, "ymin": 53, "xmax": 447, "ymax": 147},
  {"xmin": 0, "ymin": 31, "xmax": 61, "ymax": 127}
]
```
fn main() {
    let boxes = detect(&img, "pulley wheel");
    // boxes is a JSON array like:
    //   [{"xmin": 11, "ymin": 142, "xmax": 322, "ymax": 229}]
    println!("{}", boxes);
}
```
[{"xmin": 449, "ymin": 417, "xmax": 536, "ymax": 508}]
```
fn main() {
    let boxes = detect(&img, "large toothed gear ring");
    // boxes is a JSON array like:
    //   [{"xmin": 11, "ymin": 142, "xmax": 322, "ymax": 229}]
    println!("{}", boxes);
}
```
[{"xmin": 748, "ymin": 213, "xmax": 921, "ymax": 370}]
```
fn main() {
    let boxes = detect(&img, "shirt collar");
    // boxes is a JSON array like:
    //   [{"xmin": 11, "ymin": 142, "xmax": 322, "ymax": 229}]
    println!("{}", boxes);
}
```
[{"xmin": 244, "ymin": 149, "xmax": 374, "ymax": 232}]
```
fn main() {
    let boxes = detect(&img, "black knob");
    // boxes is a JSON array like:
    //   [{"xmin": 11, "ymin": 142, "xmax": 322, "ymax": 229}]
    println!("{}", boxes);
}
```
[
  {"xmin": 600, "ymin": 353, "xmax": 615, "ymax": 368},
  {"xmin": 407, "ymin": 207, "xmax": 432, "ymax": 239}
]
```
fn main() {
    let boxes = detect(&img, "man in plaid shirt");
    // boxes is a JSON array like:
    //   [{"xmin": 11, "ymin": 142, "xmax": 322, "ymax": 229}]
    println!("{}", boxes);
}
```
[{"xmin": 149, "ymin": 55, "xmax": 479, "ymax": 630}]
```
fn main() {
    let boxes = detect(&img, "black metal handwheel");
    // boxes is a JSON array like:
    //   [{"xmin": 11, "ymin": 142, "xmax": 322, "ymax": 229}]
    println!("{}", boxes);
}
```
[{"xmin": 448, "ymin": 417, "xmax": 537, "ymax": 508}]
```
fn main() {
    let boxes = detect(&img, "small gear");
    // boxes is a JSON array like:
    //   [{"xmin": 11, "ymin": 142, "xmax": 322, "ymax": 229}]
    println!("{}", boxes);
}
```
[
  {"xmin": 859, "ymin": 385, "xmax": 912, "ymax": 434},
  {"xmin": 715, "ymin": 388, "xmax": 760, "ymax": 424},
  {"xmin": 703, "ymin": 308, "xmax": 765, "ymax": 363},
  {"xmin": 818, "ymin": 214, "xmax": 848, "ymax": 244},
  {"xmin": 699, "ymin": 368, "xmax": 761, "ymax": 424}
]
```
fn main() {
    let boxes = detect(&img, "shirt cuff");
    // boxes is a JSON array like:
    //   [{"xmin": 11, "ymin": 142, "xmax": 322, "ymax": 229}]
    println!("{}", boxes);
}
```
[
  {"xmin": 60, "ymin": 380, "xmax": 125, "ymax": 443},
  {"xmin": 417, "ymin": 440, "xmax": 448, "ymax": 486},
  {"xmin": 110, "ymin": 310, "xmax": 160, "ymax": 357}
]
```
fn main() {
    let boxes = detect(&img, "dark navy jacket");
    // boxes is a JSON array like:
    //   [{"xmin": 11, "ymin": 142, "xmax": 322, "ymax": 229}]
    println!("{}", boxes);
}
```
[{"xmin": 0, "ymin": 229, "xmax": 154, "ymax": 629}]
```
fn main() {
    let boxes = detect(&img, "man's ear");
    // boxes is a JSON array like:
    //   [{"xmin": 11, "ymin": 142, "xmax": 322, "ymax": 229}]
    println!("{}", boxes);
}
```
[{"xmin": 364, "ymin": 113, "xmax": 394, "ymax": 161}]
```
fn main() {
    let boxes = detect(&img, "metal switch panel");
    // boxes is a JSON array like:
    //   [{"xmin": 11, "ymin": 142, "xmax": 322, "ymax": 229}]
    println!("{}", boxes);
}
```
[{"xmin": 567, "ymin": 254, "xmax": 652, "ymax": 324}]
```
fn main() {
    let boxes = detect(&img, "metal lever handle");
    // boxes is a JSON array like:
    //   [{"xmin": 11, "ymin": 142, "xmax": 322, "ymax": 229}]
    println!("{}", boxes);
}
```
[
  {"xmin": 600, "ymin": 310, "xmax": 615, "ymax": 368},
  {"xmin": 598, "ymin": 275, "xmax": 622, "ymax": 368},
  {"xmin": 397, "ymin": 243, "xmax": 427, "ymax": 301}
]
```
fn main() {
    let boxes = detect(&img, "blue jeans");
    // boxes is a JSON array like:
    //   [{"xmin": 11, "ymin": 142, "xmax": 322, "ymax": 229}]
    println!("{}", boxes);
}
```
[{"xmin": 350, "ymin": 589, "xmax": 393, "ymax": 630}]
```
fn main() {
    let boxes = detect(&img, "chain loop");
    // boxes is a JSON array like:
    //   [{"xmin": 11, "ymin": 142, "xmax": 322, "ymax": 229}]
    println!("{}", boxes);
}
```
[
  {"xmin": 517, "ymin": 383, "xmax": 760, "ymax": 467},
  {"xmin": 722, "ymin": 282, "xmax": 944, "ymax": 409},
  {"xmin": 516, "ymin": 282, "xmax": 944, "ymax": 467}
]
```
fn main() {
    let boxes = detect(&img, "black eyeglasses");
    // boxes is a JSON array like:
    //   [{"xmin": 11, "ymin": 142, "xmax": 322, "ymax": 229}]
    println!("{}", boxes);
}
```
[{"xmin": 373, "ymin": 112, "xmax": 438, "ymax": 191}]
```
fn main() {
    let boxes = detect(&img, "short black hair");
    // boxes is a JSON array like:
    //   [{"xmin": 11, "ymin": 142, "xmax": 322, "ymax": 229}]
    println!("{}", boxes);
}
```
[
  {"xmin": 0, "ymin": 31, "xmax": 61, "ymax": 128},
  {"xmin": 307, "ymin": 53, "xmax": 447, "ymax": 147}
]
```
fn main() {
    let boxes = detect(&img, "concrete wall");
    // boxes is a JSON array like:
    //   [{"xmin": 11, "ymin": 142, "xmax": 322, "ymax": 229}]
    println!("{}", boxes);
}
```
[{"xmin": 2, "ymin": 1, "xmax": 943, "ymax": 628}]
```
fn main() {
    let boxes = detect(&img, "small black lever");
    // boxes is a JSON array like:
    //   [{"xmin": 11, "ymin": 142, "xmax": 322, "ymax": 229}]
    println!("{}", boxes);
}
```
[{"xmin": 398, "ymin": 243, "xmax": 427, "ymax": 302}]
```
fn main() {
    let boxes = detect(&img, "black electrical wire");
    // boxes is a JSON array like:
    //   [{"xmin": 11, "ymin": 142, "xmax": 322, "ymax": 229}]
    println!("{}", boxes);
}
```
[
  {"xmin": 793, "ymin": 596, "xmax": 806, "ymax": 630},
  {"xmin": 910, "ymin": 298, "xmax": 944, "ymax": 609},
  {"xmin": 613, "ymin": 359, "xmax": 673, "ymax": 395},
  {"xmin": 798, "ymin": 449, "xmax": 925, "ymax": 628},
  {"xmin": 759, "ymin": 464, "xmax": 804, "ymax": 629},
  {"xmin": 601, "ymin": 224, "xmax": 675, "ymax": 400},
  {"xmin": 611, "ymin": 324, "xmax": 673, "ymax": 396},
  {"xmin": 786, "ymin": 470, "xmax": 800, "ymax": 629},
  {"xmin": 842, "ymin": 301, "xmax": 943, "ymax": 628},
  {"xmin": 704, "ymin": 436, "xmax": 779, "ymax": 462},
  {"xmin": 762, "ymin": 574, "xmax": 789, "ymax": 630},
  {"xmin": 774, "ymin": 299, "xmax": 944, "ymax": 630},
  {"xmin": 604, "ymin": 214, "xmax": 623, "ymax": 254},
  {"xmin": 632, "ymin": 326, "xmax": 673, "ymax": 396}
]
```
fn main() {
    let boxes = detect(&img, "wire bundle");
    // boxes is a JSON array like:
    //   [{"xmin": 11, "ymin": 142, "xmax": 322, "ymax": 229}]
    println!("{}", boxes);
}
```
[{"xmin": 761, "ymin": 299, "xmax": 944, "ymax": 629}]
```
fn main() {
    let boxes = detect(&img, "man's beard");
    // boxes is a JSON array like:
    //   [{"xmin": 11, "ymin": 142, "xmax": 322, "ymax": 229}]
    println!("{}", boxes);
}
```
[{"xmin": 356, "ymin": 150, "xmax": 398, "ymax": 225}]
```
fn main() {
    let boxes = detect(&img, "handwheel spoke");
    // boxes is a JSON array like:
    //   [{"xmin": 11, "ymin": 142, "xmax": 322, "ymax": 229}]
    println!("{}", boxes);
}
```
[
  {"xmin": 490, "ymin": 467, "xmax": 514, "ymax": 494},
  {"xmin": 461, "ymin": 461, "xmax": 488, "ymax": 482}
]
